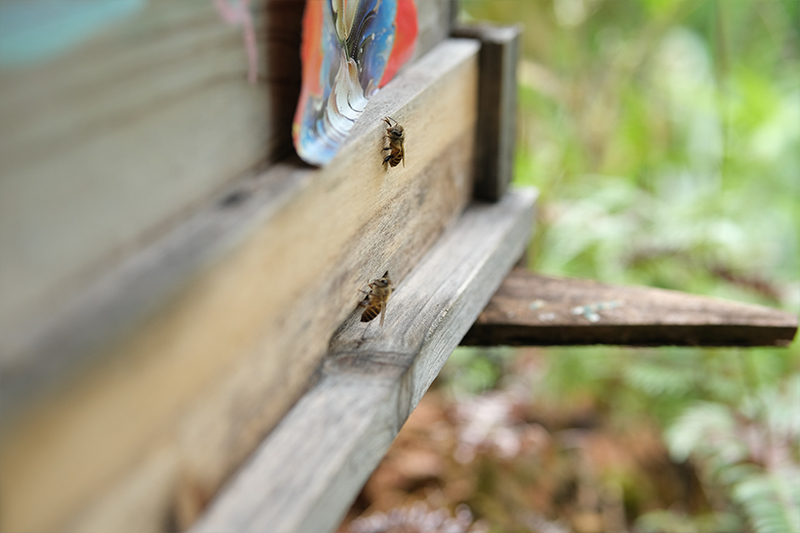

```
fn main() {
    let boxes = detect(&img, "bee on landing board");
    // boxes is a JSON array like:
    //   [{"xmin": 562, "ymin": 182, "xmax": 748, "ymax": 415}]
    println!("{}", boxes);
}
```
[
  {"xmin": 382, "ymin": 117, "xmax": 405, "ymax": 168},
  {"xmin": 359, "ymin": 271, "xmax": 394, "ymax": 326}
]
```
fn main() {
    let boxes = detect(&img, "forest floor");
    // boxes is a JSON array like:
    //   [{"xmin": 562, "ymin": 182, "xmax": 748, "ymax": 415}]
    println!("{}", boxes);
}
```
[{"xmin": 336, "ymin": 349, "xmax": 713, "ymax": 533}]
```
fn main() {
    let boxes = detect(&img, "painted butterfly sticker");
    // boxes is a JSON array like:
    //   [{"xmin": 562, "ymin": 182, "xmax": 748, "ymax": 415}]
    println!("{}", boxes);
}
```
[{"xmin": 293, "ymin": 0, "xmax": 418, "ymax": 166}]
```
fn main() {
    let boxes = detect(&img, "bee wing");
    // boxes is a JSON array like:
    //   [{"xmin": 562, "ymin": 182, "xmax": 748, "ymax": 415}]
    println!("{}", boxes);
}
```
[
  {"xmin": 358, "ymin": 285, "xmax": 373, "ymax": 308},
  {"xmin": 379, "ymin": 301, "xmax": 387, "ymax": 326}
]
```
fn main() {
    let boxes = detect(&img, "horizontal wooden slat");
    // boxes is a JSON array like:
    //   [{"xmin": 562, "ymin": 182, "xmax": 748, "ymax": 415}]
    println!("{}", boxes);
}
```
[
  {"xmin": 0, "ymin": 39, "xmax": 479, "ymax": 533},
  {"xmin": 461, "ymin": 269, "xmax": 799, "ymax": 347},
  {"xmin": 191, "ymin": 188, "xmax": 538, "ymax": 533}
]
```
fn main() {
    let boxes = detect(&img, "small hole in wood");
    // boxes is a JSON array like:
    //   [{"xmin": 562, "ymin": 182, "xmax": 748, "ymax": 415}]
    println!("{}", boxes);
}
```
[{"xmin": 219, "ymin": 190, "xmax": 250, "ymax": 208}]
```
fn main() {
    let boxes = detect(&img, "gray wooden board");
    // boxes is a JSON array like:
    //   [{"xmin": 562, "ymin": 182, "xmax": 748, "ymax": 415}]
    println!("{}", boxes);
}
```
[
  {"xmin": 191, "ymin": 188, "xmax": 538, "ymax": 533},
  {"xmin": 461, "ymin": 269, "xmax": 799, "ymax": 347},
  {"xmin": 452, "ymin": 24, "xmax": 521, "ymax": 201}
]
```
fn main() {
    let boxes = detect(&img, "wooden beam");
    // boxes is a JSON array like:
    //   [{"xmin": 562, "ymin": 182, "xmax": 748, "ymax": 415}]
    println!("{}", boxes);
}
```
[
  {"xmin": 0, "ymin": 39, "xmax": 479, "ymax": 533},
  {"xmin": 461, "ymin": 269, "xmax": 799, "ymax": 347},
  {"xmin": 452, "ymin": 24, "xmax": 521, "ymax": 201},
  {"xmin": 191, "ymin": 189, "xmax": 538, "ymax": 533}
]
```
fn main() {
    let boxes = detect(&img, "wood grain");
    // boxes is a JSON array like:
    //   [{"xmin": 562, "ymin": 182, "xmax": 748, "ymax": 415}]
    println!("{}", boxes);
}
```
[
  {"xmin": 0, "ymin": 0, "xmax": 453, "ymax": 357},
  {"xmin": 462, "ymin": 269, "xmax": 799, "ymax": 347},
  {"xmin": 0, "ymin": 0, "xmax": 276, "ymax": 339},
  {"xmin": 191, "ymin": 188, "xmax": 538, "ymax": 533},
  {"xmin": 0, "ymin": 39, "xmax": 479, "ymax": 533},
  {"xmin": 452, "ymin": 24, "xmax": 521, "ymax": 201}
]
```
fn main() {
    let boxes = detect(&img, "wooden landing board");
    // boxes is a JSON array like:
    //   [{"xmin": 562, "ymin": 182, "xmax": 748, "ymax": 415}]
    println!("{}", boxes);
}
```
[
  {"xmin": 461, "ymin": 269, "xmax": 799, "ymax": 347},
  {"xmin": 191, "ymin": 189, "xmax": 538, "ymax": 533},
  {"xmin": 0, "ymin": 39, "xmax": 479, "ymax": 533}
]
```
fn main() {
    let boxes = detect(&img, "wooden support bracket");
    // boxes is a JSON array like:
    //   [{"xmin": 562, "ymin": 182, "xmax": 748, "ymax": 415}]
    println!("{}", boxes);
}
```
[
  {"xmin": 462, "ymin": 269, "xmax": 799, "ymax": 347},
  {"xmin": 453, "ymin": 24, "xmax": 521, "ymax": 201},
  {"xmin": 191, "ymin": 188, "xmax": 538, "ymax": 533}
]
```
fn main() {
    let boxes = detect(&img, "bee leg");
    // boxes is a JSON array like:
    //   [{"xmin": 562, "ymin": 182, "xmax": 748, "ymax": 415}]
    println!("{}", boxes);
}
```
[
  {"xmin": 382, "ymin": 147, "xmax": 392, "ymax": 151},
  {"xmin": 379, "ymin": 304, "xmax": 387, "ymax": 326}
]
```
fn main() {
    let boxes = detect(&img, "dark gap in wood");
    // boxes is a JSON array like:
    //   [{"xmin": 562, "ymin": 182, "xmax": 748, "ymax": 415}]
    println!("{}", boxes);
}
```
[
  {"xmin": 219, "ymin": 190, "xmax": 250, "ymax": 208},
  {"xmin": 262, "ymin": 0, "xmax": 304, "ymax": 163},
  {"xmin": 463, "ymin": 324, "xmax": 798, "ymax": 347}
]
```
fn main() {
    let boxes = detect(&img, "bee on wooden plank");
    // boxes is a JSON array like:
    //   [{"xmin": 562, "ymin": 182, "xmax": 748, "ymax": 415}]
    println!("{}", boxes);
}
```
[
  {"xmin": 382, "ymin": 117, "xmax": 405, "ymax": 168},
  {"xmin": 359, "ymin": 271, "xmax": 394, "ymax": 326}
]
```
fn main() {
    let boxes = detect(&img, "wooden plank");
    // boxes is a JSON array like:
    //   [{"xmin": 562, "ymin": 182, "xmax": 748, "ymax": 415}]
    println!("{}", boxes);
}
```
[
  {"xmin": 461, "ymin": 269, "xmax": 799, "ymax": 347},
  {"xmin": 452, "ymin": 24, "xmax": 521, "ymax": 201},
  {"xmin": 0, "ymin": 0, "xmax": 453, "ymax": 354},
  {"xmin": 416, "ymin": 0, "xmax": 457, "ymax": 57},
  {"xmin": 191, "ymin": 188, "xmax": 538, "ymax": 533},
  {"xmin": 0, "ymin": 39, "xmax": 479, "ymax": 533},
  {"xmin": 0, "ymin": 0, "xmax": 278, "ymax": 338}
]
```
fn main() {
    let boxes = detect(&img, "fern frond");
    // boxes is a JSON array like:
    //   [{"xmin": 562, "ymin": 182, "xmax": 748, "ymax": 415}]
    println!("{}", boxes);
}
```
[
  {"xmin": 665, "ymin": 402, "xmax": 744, "ymax": 463},
  {"xmin": 623, "ymin": 361, "xmax": 696, "ymax": 397},
  {"xmin": 732, "ymin": 468, "xmax": 800, "ymax": 533}
]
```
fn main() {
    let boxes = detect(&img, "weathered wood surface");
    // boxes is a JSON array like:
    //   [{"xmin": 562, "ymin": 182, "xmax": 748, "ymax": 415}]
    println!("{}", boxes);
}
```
[
  {"xmin": 0, "ymin": 39, "xmax": 479, "ymax": 533},
  {"xmin": 192, "ymin": 188, "xmax": 538, "ymax": 533},
  {"xmin": 0, "ymin": 0, "xmax": 280, "ymax": 340},
  {"xmin": 0, "ymin": 0, "xmax": 453, "ymax": 358},
  {"xmin": 462, "ymin": 269, "xmax": 799, "ymax": 347},
  {"xmin": 452, "ymin": 24, "xmax": 521, "ymax": 201},
  {"xmin": 417, "ymin": 0, "xmax": 457, "ymax": 59}
]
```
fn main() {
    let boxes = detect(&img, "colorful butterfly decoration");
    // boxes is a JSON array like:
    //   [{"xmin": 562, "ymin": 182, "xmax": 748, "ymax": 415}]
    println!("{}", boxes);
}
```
[{"xmin": 293, "ymin": 0, "xmax": 418, "ymax": 166}]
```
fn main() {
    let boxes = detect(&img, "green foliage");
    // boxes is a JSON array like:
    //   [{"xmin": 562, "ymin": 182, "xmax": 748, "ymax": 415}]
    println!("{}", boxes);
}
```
[
  {"xmin": 666, "ymin": 376, "xmax": 800, "ymax": 533},
  {"xmin": 464, "ymin": 0, "xmax": 800, "ymax": 301},
  {"xmin": 443, "ymin": 347, "xmax": 513, "ymax": 396},
  {"xmin": 732, "ymin": 471, "xmax": 800, "ymax": 533},
  {"xmin": 456, "ymin": 0, "xmax": 800, "ymax": 530},
  {"xmin": 636, "ymin": 510, "xmax": 741, "ymax": 533}
]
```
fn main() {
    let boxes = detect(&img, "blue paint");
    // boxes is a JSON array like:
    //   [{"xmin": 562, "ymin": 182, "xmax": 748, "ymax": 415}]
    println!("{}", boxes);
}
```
[
  {"xmin": 0, "ymin": 0, "xmax": 145, "ymax": 68},
  {"xmin": 295, "ymin": 0, "xmax": 399, "ymax": 165},
  {"xmin": 571, "ymin": 301, "xmax": 622, "ymax": 322}
]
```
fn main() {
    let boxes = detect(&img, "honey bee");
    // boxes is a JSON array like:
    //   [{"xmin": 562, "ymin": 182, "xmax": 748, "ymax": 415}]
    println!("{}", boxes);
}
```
[
  {"xmin": 382, "ymin": 117, "xmax": 405, "ymax": 167},
  {"xmin": 359, "ymin": 271, "xmax": 394, "ymax": 326}
]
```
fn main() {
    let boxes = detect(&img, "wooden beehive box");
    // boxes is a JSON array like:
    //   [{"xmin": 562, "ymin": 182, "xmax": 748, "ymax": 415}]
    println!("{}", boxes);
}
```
[{"xmin": 0, "ymin": 2, "xmax": 533, "ymax": 531}]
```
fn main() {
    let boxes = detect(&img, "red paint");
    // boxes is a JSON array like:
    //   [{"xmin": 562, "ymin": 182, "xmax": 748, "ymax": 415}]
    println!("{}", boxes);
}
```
[{"xmin": 379, "ymin": 0, "xmax": 418, "ymax": 87}]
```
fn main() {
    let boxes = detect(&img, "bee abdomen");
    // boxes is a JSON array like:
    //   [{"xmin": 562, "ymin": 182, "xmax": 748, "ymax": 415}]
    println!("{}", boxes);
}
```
[{"xmin": 361, "ymin": 305, "xmax": 381, "ymax": 322}]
